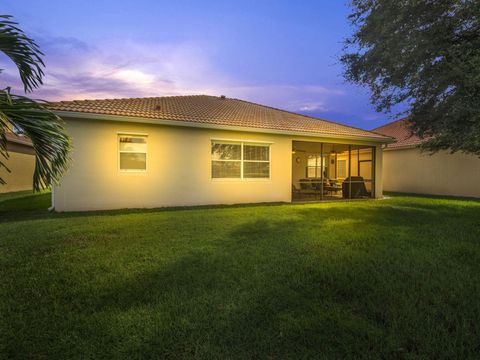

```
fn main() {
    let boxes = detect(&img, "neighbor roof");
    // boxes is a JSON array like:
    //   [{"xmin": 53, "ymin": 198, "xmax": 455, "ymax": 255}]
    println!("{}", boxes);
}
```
[
  {"xmin": 373, "ymin": 119, "xmax": 422, "ymax": 149},
  {"xmin": 5, "ymin": 132, "xmax": 33, "ymax": 147},
  {"xmin": 49, "ymin": 95, "xmax": 391, "ymax": 142}
]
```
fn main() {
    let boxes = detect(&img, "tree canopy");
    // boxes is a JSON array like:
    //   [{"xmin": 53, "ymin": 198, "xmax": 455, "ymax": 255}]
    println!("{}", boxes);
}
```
[{"xmin": 341, "ymin": 0, "xmax": 480, "ymax": 154}]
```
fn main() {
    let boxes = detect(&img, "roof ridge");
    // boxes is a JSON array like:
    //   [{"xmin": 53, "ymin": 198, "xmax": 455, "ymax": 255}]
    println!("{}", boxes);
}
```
[
  {"xmin": 372, "ymin": 117, "xmax": 409, "ymax": 131},
  {"xmin": 52, "ymin": 94, "xmax": 213, "ymax": 105}
]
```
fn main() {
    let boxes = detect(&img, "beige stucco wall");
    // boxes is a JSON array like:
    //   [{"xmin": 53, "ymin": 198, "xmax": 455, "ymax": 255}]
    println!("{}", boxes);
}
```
[
  {"xmin": 53, "ymin": 117, "xmax": 384, "ymax": 211},
  {"xmin": 382, "ymin": 147, "xmax": 480, "ymax": 198},
  {"xmin": 0, "ymin": 143, "xmax": 35, "ymax": 193}
]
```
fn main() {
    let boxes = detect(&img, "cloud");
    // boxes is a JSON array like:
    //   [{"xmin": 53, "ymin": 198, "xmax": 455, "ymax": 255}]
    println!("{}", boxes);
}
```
[
  {"xmin": 40, "ymin": 35, "xmax": 90, "ymax": 53},
  {"xmin": 299, "ymin": 104, "xmax": 325, "ymax": 112},
  {"xmin": 215, "ymin": 84, "xmax": 344, "ymax": 114},
  {"xmin": 0, "ymin": 35, "xmax": 358, "ymax": 121}
]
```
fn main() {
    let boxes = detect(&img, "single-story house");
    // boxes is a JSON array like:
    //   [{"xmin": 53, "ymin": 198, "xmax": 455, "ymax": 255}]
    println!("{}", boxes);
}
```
[
  {"xmin": 0, "ymin": 131, "xmax": 35, "ymax": 193},
  {"xmin": 49, "ymin": 95, "xmax": 392, "ymax": 211},
  {"xmin": 374, "ymin": 119, "xmax": 480, "ymax": 198}
]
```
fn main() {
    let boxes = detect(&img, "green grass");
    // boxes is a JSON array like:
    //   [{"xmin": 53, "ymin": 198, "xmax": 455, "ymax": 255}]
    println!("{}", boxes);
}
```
[
  {"xmin": 0, "ymin": 190, "xmax": 35, "ymax": 202},
  {"xmin": 1, "ymin": 193, "xmax": 480, "ymax": 359}
]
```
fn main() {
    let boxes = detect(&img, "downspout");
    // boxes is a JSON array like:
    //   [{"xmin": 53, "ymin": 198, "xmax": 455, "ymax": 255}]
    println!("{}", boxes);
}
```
[{"xmin": 48, "ymin": 186, "xmax": 55, "ymax": 211}]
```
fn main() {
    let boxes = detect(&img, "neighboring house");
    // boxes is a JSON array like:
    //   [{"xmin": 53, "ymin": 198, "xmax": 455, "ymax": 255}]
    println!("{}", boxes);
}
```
[
  {"xmin": 374, "ymin": 119, "xmax": 480, "ymax": 198},
  {"xmin": 49, "ymin": 95, "xmax": 391, "ymax": 211},
  {"xmin": 0, "ymin": 132, "xmax": 35, "ymax": 193}
]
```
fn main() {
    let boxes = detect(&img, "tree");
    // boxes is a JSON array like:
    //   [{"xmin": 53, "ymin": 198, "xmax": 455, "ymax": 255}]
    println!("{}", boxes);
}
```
[
  {"xmin": 341, "ymin": 0, "xmax": 480, "ymax": 154},
  {"xmin": 0, "ymin": 15, "xmax": 70, "ymax": 191}
]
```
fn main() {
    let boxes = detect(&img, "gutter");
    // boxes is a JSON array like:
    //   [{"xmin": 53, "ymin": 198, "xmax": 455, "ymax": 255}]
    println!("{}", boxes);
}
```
[
  {"xmin": 382, "ymin": 140, "xmax": 424, "ymax": 150},
  {"xmin": 53, "ymin": 110, "xmax": 395, "ymax": 144},
  {"xmin": 383, "ymin": 145, "xmax": 419, "ymax": 151}
]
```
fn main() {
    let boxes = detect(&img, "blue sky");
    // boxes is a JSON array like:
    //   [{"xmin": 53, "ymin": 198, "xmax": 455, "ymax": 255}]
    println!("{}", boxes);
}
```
[{"xmin": 2, "ymin": 0, "xmax": 393, "ymax": 129}]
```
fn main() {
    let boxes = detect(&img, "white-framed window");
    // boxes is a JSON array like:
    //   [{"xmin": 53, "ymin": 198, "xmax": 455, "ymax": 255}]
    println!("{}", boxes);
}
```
[
  {"xmin": 306, "ymin": 155, "xmax": 325, "ymax": 178},
  {"xmin": 211, "ymin": 141, "xmax": 270, "ymax": 179},
  {"xmin": 118, "ymin": 134, "xmax": 147, "ymax": 172}
]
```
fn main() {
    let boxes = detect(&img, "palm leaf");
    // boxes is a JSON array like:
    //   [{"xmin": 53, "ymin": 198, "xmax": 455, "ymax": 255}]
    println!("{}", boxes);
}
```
[
  {"xmin": 0, "ymin": 15, "xmax": 71, "ymax": 192},
  {"xmin": 0, "ymin": 15, "xmax": 44, "ymax": 92},
  {"xmin": 0, "ymin": 89, "xmax": 71, "ymax": 191}
]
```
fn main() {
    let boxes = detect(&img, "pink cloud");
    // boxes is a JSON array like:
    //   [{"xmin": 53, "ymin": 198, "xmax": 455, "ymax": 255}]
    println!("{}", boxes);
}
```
[{"xmin": 1, "ymin": 36, "xmax": 348, "ymax": 118}]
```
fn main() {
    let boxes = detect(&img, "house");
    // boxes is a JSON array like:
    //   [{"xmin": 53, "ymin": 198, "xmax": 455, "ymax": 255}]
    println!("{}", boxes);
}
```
[
  {"xmin": 374, "ymin": 119, "xmax": 480, "ymax": 198},
  {"xmin": 49, "ymin": 95, "xmax": 392, "ymax": 211},
  {"xmin": 0, "ymin": 132, "xmax": 35, "ymax": 193}
]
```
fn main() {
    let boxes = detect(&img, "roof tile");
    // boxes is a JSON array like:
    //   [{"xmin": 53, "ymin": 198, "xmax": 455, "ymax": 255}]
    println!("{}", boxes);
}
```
[
  {"xmin": 48, "ymin": 95, "xmax": 389, "ymax": 141},
  {"xmin": 373, "ymin": 119, "xmax": 422, "ymax": 148}
]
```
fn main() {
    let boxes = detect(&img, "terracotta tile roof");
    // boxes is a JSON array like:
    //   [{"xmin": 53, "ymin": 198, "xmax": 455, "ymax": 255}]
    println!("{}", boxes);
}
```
[
  {"xmin": 5, "ymin": 131, "xmax": 33, "ymax": 147},
  {"xmin": 48, "ymin": 95, "xmax": 390, "ymax": 141},
  {"xmin": 373, "ymin": 118, "xmax": 423, "ymax": 149}
]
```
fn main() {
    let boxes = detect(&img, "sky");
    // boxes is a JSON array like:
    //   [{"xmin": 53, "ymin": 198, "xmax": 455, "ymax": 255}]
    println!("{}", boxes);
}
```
[{"xmin": 2, "ymin": 0, "xmax": 394, "ymax": 130}]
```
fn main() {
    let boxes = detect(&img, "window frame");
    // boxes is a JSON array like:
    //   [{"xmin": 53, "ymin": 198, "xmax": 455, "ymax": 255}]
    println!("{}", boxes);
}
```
[
  {"xmin": 118, "ymin": 133, "xmax": 148, "ymax": 173},
  {"xmin": 211, "ymin": 139, "xmax": 272, "ymax": 181},
  {"xmin": 306, "ymin": 154, "xmax": 326, "ymax": 179}
]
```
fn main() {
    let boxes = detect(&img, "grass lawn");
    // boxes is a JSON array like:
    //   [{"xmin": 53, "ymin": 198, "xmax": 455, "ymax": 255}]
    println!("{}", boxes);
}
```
[{"xmin": 1, "ymin": 193, "xmax": 480, "ymax": 359}]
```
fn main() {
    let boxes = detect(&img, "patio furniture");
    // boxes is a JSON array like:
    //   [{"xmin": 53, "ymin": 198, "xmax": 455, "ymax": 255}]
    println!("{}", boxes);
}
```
[
  {"xmin": 324, "ymin": 183, "xmax": 342, "ymax": 195},
  {"xmin": 300, "ymin": 178, "xmax": 329, "ymax": 194},
  {"xmin": 296, "ymin": 181, "xmax": 317, "ymax": 196},
  {"xmin": 299, "ymin": 179, "xmax": 313, "ymax": 190}
]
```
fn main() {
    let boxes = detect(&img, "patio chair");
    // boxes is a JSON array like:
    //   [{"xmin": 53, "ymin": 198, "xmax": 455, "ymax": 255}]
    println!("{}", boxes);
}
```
[
  {"xmin": 310, "ymin": 178, "xmax": 329, "ymax": 191},
  {"xmin": 299, "ymin": 179, "xmax": 313, "ymax": 191},
  {"xmin": 297, "ymin": 180, "xmax": 318, "ymax": 196}
]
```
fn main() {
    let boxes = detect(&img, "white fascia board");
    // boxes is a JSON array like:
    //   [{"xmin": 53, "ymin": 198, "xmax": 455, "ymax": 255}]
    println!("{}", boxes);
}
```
[{"xmin": 382, "ymin": 144, "xmax": 419, "ymax": 151}]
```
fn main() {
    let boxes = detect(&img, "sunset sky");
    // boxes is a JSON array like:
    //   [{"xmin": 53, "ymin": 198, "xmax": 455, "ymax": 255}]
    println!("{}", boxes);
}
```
[{"xmin": 2, "ymin": 0, "xmax": 397, "ymax": 129}]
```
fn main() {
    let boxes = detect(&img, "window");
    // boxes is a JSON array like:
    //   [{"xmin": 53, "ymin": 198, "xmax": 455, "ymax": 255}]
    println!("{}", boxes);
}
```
[
  {"xmin": 337, "ymin": 159, "xmax": 347, "ymax": 178},
  {"xmin": 119, "ymin": 135, "xmax": 147, "ymax": 171},
  {"xmin": 306, "ymin": 155, "xmax": 325, "ymax": 178},
  {"xmin": 243, "ymin": 144, "xmax": 270, "ymax": 178},
  {"xmin": 211, "ymin": 141, "xmax": 270, "ymax": 179},
  {"xmin": 211, "ymin": 142, "xmax": 242, "ymax": 178},
  {"xmin": 12, "ymin": 125, "xmax": 24, "ymax": 135}
]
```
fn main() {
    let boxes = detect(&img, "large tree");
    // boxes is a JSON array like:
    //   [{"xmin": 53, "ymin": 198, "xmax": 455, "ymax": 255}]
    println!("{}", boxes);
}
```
[
  {"xmin": 0, "ymin": 15, "xmax": 70, "ymax": 191},
  {"xmin": 341, "ymin": 0, "xmax": 480, "ymax": 154}
]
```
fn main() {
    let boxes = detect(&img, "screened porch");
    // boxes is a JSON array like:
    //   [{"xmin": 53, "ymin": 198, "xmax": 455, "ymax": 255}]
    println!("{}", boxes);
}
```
[{"xmin": 292, "ymin": 141, "xmax": 376, "ymax": 201}]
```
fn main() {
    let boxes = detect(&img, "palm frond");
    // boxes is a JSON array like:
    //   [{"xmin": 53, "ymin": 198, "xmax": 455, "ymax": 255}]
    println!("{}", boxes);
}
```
[
  {"xmin": 0, "ymin": 15, "xmax": 44, "ymax": 92},
  {"xmin": 0, "ymin": 127, "xmax": 9, "ymax": 185},
  {"xmin": 0, "ymin": 89, "xmax": 71, "ymax": 191}
]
